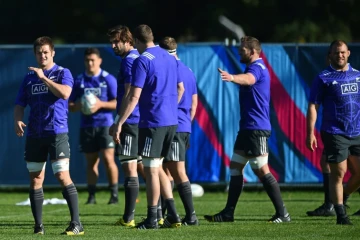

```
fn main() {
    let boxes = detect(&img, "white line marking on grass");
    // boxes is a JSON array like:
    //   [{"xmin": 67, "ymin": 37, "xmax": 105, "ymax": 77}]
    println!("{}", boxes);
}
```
[{"xmin": 0, "ymin": 208, "xmax": 66, "ymax": 219}]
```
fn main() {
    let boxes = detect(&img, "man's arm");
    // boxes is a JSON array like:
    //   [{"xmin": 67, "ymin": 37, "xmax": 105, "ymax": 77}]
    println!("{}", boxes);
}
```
[
  {"xmin": 116, "ymin": 86, "xmax": 142, "ymax": 125},
  {"xmin": 68, "ymin": 101, "xmax": 81, "ymax": 112},
  {"xmin": 14, "ymin": 105, "xmax": 26, "ymax": 137},
  {"xmin": 218, "ymin": 68, "xmax": 255, "ymax": 86},
  {"xmin": 28, "ymin": 67, "xmax": 72, "ymax": 99},
  {"xmin": 191, "ymin": 94, "xmax": 198, "ymax": 121},
  {"xmin": 41, "ymin": 77, "xmax": 72, "ymax": 100},
  {"xmin": 306, "ymin": 103, "xmax": 320, "ymax": 151},
  {"xmin": 96, "ymin": 99, "xmax": 117, "ymax": 110},
  {"xmin": 177, "ymin": 82, "xmax": 185, "ymax": 103}
]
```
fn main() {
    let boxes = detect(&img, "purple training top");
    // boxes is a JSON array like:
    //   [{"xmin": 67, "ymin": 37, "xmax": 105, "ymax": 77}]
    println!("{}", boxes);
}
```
[
  {"xmin": 69, "ymin": 69, "xmax": 117, "ymax": 128},
  {"xmin": 15, "ymin": 64, "xmax": 74, "ymax": 137},
  {"xmin": 116, "ymin": 49, "xmax": 140, "ymax": 124},
  {"xmin": 176, "ymin": 60, "xmax": 197, "ymax": 133},
  {"xmin": 240, "ymin": 58, "xmax": 271, "ymax": 131},
  {"xmin": 309, "ymin": 64, "xmax": 360, "ymax": 137},
  {"xmin": 131, "ymin": 46, "xmax": 180, "ymax": 128}
]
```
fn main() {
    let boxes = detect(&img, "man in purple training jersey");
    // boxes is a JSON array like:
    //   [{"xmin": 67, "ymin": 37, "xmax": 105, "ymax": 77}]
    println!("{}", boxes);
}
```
[
  {"xmin": 204, "ymin": 36, "xmax": 290, "ymax": 223},
  {"xmin": 14, "ymin": 36, "xmax": 84, "ymax": 235},
  {"xmin": 159, "ymin": 37, "xmax": 199, "ymax": 226},
  {"xmin": 107, "ymin": 25, "xmax": 145, "ymax": 227},
  {"xmin": 307, "ymin": 40, "xmax": 360, "ymax": 225},
  {"xmin": 112, "ymin": 24, "xmax": 185, "ymax": 229},
  {"xmin": 69, "ymin": 47, "xmax": 119, "ymax": 205}
]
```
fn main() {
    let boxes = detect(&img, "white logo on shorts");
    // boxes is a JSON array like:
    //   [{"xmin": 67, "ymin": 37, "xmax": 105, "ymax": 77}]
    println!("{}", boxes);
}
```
[
  {"xmin": 108, "ymin": 142, "xmax": 114, "ymax": 147},
  {"xmin": 59, "ymin": 152, "xmax": 65, "ymax": 157}
]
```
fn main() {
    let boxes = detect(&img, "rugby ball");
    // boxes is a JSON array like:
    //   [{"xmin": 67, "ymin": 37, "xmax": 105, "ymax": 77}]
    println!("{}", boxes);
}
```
[
  {"xmin": 81, "ymin": 92, "xmax": 97, "ymax": 115},
  {"xmin": 191, "ymin": 183, "xmax": 204, "ymax": 197}
]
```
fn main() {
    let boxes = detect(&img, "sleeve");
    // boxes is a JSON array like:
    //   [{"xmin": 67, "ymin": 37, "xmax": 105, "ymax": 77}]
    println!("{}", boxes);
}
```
[
  {"xmin": 15, "ymin": 76, "xmax": 28, "ymax": 107},
  {"xmin": 107, "ymin": 74, "xmax": 117, "ymax": 100},
  {"xmin": 122, "ymin": 59, "xmax": 133, "ymax": 84},
  {"xmin": 177, "ymin": 60, "xmax": 183, "ymax": 84},
  {"xmin": 191, "ymin": 74, "xmax": 198, "ymax": 95},
  {"xmin": 309, "ymin": 76, "xmax": 324, "ymax": 105},
  {"xmin": 68, "ymin": 77, "xmax": 80, "ymax": 102},
  {"xmin": 131, "ymin": 57, "xmax": 147, "ymax": 89},
  {"xmin": 246, "ymin": 64, "xmax": 262, "ymax": 82},
  {"xmin": 60, "ymin": 68, "xmax": 74, "ymax": 88}
]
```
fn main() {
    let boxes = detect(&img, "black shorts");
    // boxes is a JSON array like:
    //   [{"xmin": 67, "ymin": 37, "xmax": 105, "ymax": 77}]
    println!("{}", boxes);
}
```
[
  {"xmin": 234, "ymin": 130, "xmax": 271, "ymax": 157},
  {"xmin": 25, "ymin": 133, "xmax": 70, "ymax": 162},
  {"xmin": 139, "ymin": 125, "xmax": 177, "ymax": 158},
  {"xmin": 321, "ymin": 131, "xmax": 360, "ymax": 163},
  {"xmin": 79, "ymin": 126, "xmax": 114, "ymax": 153},
  {"xmin": 115, "ymin": 123, "xmax": 139, "ymax": 158},
  {"xmin": 164, "ymin": 132, "xmax": 190, "ymax": 162}
]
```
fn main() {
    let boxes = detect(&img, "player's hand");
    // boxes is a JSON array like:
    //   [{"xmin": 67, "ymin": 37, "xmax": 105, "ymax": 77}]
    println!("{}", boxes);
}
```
[
  {"xmin": 87, "ymin": 96, "xmax": 102, "ymax": 114},
  {"xmin": 112, "ymin": 123, "xmax": 122, "ymax": 144},
  {"xmin": 306, "ymin": 134, "xmax": 317, "ymax": 151},
  {"xmin": 218, "ymin": 68, "xmax": 234, "ymax": 82},
  {"xmin": 15, "ymin": 121, "xmax": 26, "ymax": 137},
  {"xmin": 109, "ymin": 124, "xmax": 116, "ymax": 136},
  {"xmin": 28, "ymin": 67, "xmax": 45, "ymax": 80}
]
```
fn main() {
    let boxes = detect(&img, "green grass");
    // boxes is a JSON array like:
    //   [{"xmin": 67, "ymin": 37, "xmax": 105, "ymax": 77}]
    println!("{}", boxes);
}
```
[{"xmin": 0, "ymin": 189, "xmax": 359, "ymax": 239}]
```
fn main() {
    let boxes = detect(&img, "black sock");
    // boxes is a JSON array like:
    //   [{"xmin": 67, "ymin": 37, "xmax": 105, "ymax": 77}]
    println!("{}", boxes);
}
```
[
  {"xmin": 88, "ymin": 184, "xmax": 96, "ymax": 198},
  {"xmin": 323, "ymin": 173, "xmax": 332, "ymax": 208},
  {"xmin": 62, "ymin": 183, "xmax": 80, "ymax": 224},
  {"xmin": 334, "ymin": 204, "xmax": 347, "ymax": 218},
  {"xmin": 164, "ymin": 198, "xmax": 178, "ymax": 220},
  {"xmin": 109, "ymin": 183, "xmax": 118, "ymax": 198},
  {"xmin": 177, "ymin": 181, "xmax": 196, "ymax": 220},
  {"xmin": 161, "ymin": 180, "xmax": 174, "ymax": 216},
  {"xmin": 343, "ymin": 193, "xmax": 350, "ymax": 206},
  {"xmin": 123, "ymin": 177, "xmax": 139, "ymax": 222},
  {"xmin": 261, "ymin": 173, "xmax": 286, "ymax": 216},
  {"xmin": 30, "ymin": 188, "xmax": 44, "ymax": 225},
  {"xmin": 157, "ymin": 197, "xmax": 163, "ymax": 219},
  {"xmin": 147, "ymin": 205, "xmax": 158, "ymax": 223},
  {"xmin": 225, "ymin": 175, "xmax": 244, "ymax": 213}
]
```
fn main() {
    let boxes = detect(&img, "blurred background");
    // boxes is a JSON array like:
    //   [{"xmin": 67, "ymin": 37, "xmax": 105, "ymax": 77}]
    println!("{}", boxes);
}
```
[{"xmin": 1, "ymin": 0, "xmax": 359, "ymax": 44}]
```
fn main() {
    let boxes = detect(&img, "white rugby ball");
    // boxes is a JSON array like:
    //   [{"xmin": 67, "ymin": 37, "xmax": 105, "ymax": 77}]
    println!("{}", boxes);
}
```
[
  {"xmin": 81, "ymin": 92, "xmax": 97, "ymax": 115},
  {"xmin": 191, "ymin": 183, "xmax": 204, "ymax": 197}
]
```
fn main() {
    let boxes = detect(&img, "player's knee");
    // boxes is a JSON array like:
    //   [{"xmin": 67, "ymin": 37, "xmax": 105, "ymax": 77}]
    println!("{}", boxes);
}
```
[
  {"xmin": 249, "ymin": 155, "xmax": 268, "ymax": 170},
  {"xmin": 27, "ymin": 161, "xmax": 46, "ymax": 172},
  {"xmin": 119, "ymin": 157, "xmax": 138, "ymax": 165},
  {"xmin": 230, "ymin": 168, "xmax": 242, "ymax": 176},
  {"xmin": 231, "ymin": 153, "xmax": 248, "ymax": 165},
  {"xmin": 52, "ymin": 159, "xmax": 69, "ymax": 174},
  {"xmin": 142, "ymin": 157, "xmax": 162, "ymax": 168}
]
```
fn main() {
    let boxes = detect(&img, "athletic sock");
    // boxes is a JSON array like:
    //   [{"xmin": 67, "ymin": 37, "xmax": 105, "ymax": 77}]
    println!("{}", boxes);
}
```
[
  {"xmin": 30, "ymin": 188, "xmax": 44, "ymax": 225},
  {"xmin": 62, "ymin": 183, "xmax": 80, "ymax": 224},
  {"xmin": 123, "ymin": 177, "xmax": 139, "ymax": 222},
  {"xmin": 177, "ymin": 181, "xmax": 196, "ymax": 220},
  {"xmin": 225, "ymin": 175, "xmax": 244, "ymax": 213},
  {"xmin": 261, "ymin": 173, "xmax": 286, "ymax": 216}
]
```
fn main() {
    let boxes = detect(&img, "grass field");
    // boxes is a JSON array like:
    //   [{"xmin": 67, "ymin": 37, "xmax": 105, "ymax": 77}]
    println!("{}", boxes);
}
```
[{"xmin": 0, "ymin": 189, "xmax": 359, "ymax": 239}]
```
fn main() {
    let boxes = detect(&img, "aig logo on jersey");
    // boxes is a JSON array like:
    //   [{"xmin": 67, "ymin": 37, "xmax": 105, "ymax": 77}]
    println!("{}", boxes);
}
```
[
  {"xmin": 32, "ymin": 84, "xmax": 48, "ymax": 94},
  {"xmin": 84, "ymin": 88, "xmax": 101, "ymax": 96},
  {"xmin": 341, "ymin": 83, "xmax": 358, "ymax": 94}
]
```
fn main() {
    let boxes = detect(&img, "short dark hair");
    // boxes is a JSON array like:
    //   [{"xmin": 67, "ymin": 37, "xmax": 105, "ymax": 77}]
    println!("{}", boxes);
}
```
[
  {"xmin": 84, "ymin": 47, "xmax": 101, "ymax": 57},
  {"xmin": 33, "ymin": 36, "xmax": 54, "ymax": 53},
  {"xmin": 159, "ymin": 37, "xmax": 177, "ymax": 51},
  {"xmin": 132, "ymin": 24, "xmax": 154, "ymax": 44},
  {"xmin": 107, "ymin": 25, "xmax": 134, "ymax": 46},
  {"xmin": 240, "ymin": 36, "xmax": 261, "ymax": 53},
  {"xmin": 328, "ymin": 40, "xmax": 348, "ymax": 53}
]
